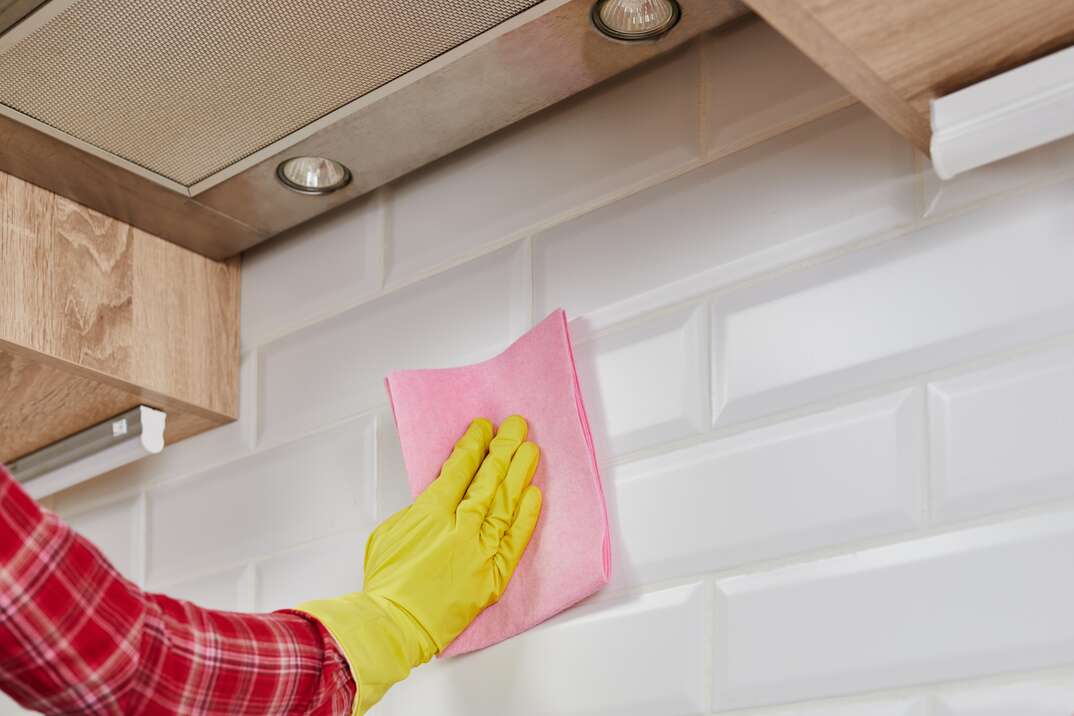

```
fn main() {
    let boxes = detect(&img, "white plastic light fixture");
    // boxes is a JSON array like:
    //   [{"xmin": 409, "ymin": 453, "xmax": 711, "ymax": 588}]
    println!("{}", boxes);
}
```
[
  {"xmin": 8, "ymin": 406, "xmax": 166, "ymax": 499},
  {"xmin": 930, "ymin": 44, "xmax": 1074, "ymax": 180},
  {"xmin": 276, "ymin": 156, "xmax": 352, "ymax": 194},
  {"xmin": 592, "ymin": 0, "xmax": 681, "ymax": 41}
]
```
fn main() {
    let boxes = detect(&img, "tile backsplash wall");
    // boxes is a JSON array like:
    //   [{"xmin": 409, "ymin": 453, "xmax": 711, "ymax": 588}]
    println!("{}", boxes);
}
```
[{"xmin": 13, "ymin": 16, "xmax": 1074, "ymax": 716}]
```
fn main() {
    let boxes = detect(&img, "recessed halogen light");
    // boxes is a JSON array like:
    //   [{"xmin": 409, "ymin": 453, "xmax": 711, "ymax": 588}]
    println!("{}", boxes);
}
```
[
  {"xmin": 276, "ymin": 156, "xmax": 351, "ymax": 194},
  {"xmin": 592, "ymin": 0, "xmax": 681, "ymax": 41}
]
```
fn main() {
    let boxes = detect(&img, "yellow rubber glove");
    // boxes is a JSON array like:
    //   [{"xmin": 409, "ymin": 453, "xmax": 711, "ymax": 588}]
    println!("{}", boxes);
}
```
[{"xmin": 297, "ymin": 415, "xmax": 543, "ymax": 714}]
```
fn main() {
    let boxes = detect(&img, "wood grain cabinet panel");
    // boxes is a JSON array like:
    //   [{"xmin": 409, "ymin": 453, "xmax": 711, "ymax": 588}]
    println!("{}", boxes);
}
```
[
  {"xmin": 0, "ymin": 170, "xmax": 239, "ymax": 465},
  {"xmin": 745, "ymin": 0, "xmax": 1074, "ymax": 153}
]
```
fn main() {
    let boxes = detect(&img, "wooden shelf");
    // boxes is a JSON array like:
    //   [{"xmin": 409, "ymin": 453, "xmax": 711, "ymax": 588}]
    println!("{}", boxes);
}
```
[
  {"xmin": 0, "ymin": 170, "xmax": 239, "ymax": 466},
  {"xmin": 746, "ymin": 0, "xmax": 1074, "ymax": 154}
]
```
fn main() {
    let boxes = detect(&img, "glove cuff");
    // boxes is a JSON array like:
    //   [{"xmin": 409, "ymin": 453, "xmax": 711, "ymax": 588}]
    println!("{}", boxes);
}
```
[{"xmin": 296, "ymin": 592, "xmax": 437, "ymax": 714}]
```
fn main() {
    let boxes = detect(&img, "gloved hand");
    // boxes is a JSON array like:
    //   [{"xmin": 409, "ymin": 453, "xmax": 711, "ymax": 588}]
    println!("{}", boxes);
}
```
[{"xmin": 297, "ymin": 416, "xmax": 543, "ymax": 714}]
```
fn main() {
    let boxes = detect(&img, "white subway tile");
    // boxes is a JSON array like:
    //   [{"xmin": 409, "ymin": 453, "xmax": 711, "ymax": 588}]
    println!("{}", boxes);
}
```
[
  {"xmin": 713, "ymin": 509, "xmax": 1074, "ymax": 710},
  {"xmin": 924, "ymin": 133, "xmax": 1074, "ymax": 220},
  {"xmin": 61, "ymin": 496, "xmax": 141, "ymax": 583},
  {"xmin": 933, "ymin": 674, "xmax": 1074, "ymax": 716},
  {"xmin": 930, "ymin": 343, "xmax": 1074, "ymax": 523},
  {"xmin": 534, "ymin": 105, "xmax": 915, "ymax": 323},
  {"xmin": 0, "ymin": 692, "xmax": 35, "ymax": 715},
  {"xmin": 703, "ymin": 18, "xmax": 853, "ymax": 157},
  {"xmin": 147, "ymin": 416, "xmax": 375, "ymax": 581},
  {"xmin": 383, "ymin": 582, "xmax": 707, "ymax": 716},
  {"xmin": 256, "ymin": 530, "xmax": 365, "ymax": 612},
  {"xmin": 260, "ymin": 244, "xmax": 527, "ymax": 446},
  {"xmin": 150, "ymin": 566, "xmax": 249, "ymax": 612},
  {"xmin": 713, "ymin": 179, "xmax": 1074, "ymax": 427},
  {"xmin": 386, "ymin": 46, "xmax": 700, "ymax": 285},
  {"xmin": 573, "ymin": 306, "xmax": 708, "ymax": 460},
  {"xmin": 610, "ymin": 389, "xmax": 922, "ymax": 589},
  {"xmin": 242, "ymin": 192, "xmax": 384, "ymax": 347}
]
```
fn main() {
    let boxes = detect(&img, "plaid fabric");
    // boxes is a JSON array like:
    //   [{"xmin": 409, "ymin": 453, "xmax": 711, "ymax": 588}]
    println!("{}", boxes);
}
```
[{"xmin": 0, "ymin": 466, "xmax": 356, "ymax": 715}]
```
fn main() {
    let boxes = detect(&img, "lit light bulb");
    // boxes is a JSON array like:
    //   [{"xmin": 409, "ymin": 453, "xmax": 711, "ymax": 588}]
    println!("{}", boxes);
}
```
[
  {"xmin": 276, "ymin": 156, "xmax": 351, "ymax": 194},
  {"xmin": 592, "ymin": 0, "xmax": 680, "ymax": 41}
]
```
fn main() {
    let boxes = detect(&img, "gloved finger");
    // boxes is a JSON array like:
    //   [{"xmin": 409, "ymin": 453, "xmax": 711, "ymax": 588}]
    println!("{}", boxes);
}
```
[
  {"xmin": 487, "ymin": 441, "xmax": 539, "ymax": 540},
  {"xmin": 493, "ymin": 485, "xmax": 542, "ymax": 590},
  {"xmin": 460, "ymin": 415, "xmax": 527, "ymax": 518},
  {"xmin": 420, "ymin": 418, "xmax": 493, "ymax": 509}
]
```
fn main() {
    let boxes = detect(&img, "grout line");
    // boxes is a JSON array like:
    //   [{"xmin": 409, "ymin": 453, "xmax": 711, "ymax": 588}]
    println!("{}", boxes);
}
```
[
  {"xmin": 913, "ymin": 147, "xmax": 930, "ymax": 219},
  {"xmin": 703, "ymin": 575, "xmax": 716, "ymax": 713},
  {"xmin": 525, "ymin": 235, "xmax": 537, "ymax": 327},
  {"xmin": 373, "ymin": 412, "xmax": 386, "ymax": 522},
  {"xmin": 918, "ymin": 382, "xmax": 933, "ymax": 528},
  {"xmin": 513, "ymin": 235, "xmax": 535, "ymax": 334},
  {"xmin": 697, "ymin": 301, "xmax": 714, "ymax": 429},
  {"xmin": 376, "ymin": 185, "xmax": 391, "ymax": 291},
  {"xmin": 238, "ymin": 564, "xmax": 258, "ymax": 612}
]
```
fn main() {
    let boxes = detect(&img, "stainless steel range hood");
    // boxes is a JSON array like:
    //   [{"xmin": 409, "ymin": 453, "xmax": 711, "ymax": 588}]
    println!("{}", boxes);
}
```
[{"xmin": 0, "ymin": 0, "xmax": 747, "ymax": 258}]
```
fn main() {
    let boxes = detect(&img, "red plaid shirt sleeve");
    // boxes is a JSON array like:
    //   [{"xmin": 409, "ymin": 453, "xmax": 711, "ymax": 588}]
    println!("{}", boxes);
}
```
[{"xmin": 0, "ymin": 465, "xmax": 356, "ymax": 715}]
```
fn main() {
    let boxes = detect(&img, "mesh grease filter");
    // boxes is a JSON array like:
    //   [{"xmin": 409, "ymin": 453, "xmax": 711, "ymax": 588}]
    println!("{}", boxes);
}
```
[{"xmin": 0, "ymin": 0, "xmax": 540, "ymax": 186}]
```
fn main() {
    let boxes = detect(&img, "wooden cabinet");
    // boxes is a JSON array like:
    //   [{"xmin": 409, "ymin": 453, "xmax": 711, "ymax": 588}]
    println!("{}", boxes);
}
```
[{"xmin": 0, "ymin": 170, "xmax": 240, "ymax": 466}]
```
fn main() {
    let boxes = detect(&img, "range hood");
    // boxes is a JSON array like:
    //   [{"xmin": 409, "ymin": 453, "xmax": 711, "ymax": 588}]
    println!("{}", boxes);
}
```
[{"xmin": 0, "ymin": 0, "xmax": 746, "ymax": 259}]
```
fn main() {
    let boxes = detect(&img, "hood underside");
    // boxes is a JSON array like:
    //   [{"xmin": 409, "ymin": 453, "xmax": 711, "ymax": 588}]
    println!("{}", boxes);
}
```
[{"xmin": 0, "ymin": 0, "xmax": 747, "ymax": 258}]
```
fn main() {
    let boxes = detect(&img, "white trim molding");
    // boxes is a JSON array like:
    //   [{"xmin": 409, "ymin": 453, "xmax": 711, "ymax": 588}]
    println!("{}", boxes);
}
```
[{"xmin": 931, "ymin": 45, "xmax": 1074, "ymax": 180}]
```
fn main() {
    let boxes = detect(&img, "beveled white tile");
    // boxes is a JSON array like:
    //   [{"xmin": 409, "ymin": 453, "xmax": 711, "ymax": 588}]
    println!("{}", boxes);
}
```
[
  {"xmin": 375, "ymin": 406, "xmax": 412, "ymax": 520},
  {"xmin": 714, "ymin": 509, "xmax": 1074, "ymax": 710},
  {"xmin": 610, "ymin": 389, "xmax": 922, "ymax": 589},
  {"xmin": 256, "ymin": 530, "xmax": 365, "ymax": 612},
  {"xmin": 535, "ymin": 106, "xmax": 915, "ymax": 323},
  {"xmin": 147, "ymin": 416, "xmax": 374, "ymax": 582},
  {"xmin": 573, "ymin": 306, "xmax": 708, "ymax": 460},
  {"xmin": 703, "ymin": 17, "xmax": 853, "ymax": 157},
  {"xmin": 933, "ymin": 674, "xmax": 1074, "ymax": 716},
  {"xmin": 0, "ymin": 691, "xmax": 36, "ymax": 715},
  {"xmin": 259, "ymin": 243, "xmax": 527, "ymax": 446},
  {"xmin": 713, "ymin": 179, "xmax": 1074, "ymax": 427},
  {"xmin": 242, "ymin": 192, "xmax": 384, "ymax": 348},
  {"xmin": 383, "ymin": 582, "xmax": 708, "ymax": 716},
  {"xmin": 386, "ymin": 46, "xmax": 700, "ymax": 285},
  {"xmin": 61, "ymin": 495, "xmax": 141, "ymax": 583},
  {"xmin": 149, "ymin": 566, "xmax": 249, "ymax": 612},
  {"xmin": 931, "ymin": 343, "xmax": 1074, "ymax": 523}
]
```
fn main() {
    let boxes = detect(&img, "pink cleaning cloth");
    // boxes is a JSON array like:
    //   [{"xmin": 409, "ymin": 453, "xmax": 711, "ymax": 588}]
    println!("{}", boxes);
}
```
[{"xmin": 385, "ymin": 309, "xmax": 610, "ymax": 656}]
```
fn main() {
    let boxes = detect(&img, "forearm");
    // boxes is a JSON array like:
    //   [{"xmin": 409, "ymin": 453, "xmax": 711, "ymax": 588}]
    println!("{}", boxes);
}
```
[{"xmin": 0, "ymin": 466, "xmax": 355, "ymax": 715}]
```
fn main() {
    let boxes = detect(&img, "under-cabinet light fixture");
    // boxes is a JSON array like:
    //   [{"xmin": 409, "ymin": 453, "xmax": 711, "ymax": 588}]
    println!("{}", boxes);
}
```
[
  {"xmin": 8, "ymin": 406, "xmax": 166, "ymax": 499},
  {"xmin": 930, "ymin": 44, "xmax": 1074, "ymax": 179},
  {"xmin": 592, "ymin": 0, "xmax": 681, "ymax": 41}
]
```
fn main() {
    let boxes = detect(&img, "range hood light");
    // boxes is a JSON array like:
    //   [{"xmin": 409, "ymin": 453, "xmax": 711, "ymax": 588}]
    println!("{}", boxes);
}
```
[
  {"xmin": 276, "ymin": 157, "xmax": 351, "ymax": 194},
  {"xmin": 592, "ymin": 0, "xmax": 681, "ymax": 41}
]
